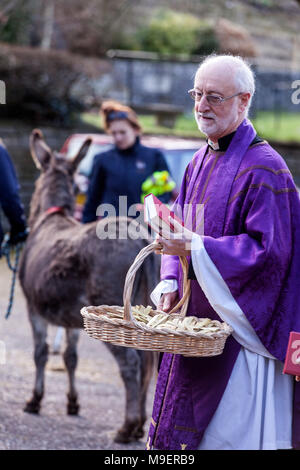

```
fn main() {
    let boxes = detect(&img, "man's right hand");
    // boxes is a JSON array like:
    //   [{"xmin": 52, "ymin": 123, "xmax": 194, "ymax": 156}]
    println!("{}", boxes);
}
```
[{"xmin": 157, "ymin": 291, "xmax": 179, "ymax": 313}]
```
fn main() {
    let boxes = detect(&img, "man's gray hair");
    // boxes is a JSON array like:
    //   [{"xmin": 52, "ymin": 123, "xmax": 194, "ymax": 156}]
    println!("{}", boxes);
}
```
[{"xmin": 196, "ymin": 54, "xmax": 255, "ymax": 113}]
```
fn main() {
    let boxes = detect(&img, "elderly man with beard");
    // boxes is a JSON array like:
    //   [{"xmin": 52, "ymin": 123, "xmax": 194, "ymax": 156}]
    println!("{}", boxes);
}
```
[{"xmin": 147, "ymin": 54, "xmax": 300, "ymax": 451}]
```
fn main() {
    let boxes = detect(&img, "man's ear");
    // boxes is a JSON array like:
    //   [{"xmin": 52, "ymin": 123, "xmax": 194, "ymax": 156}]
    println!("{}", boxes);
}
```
[
  {"xmin": 239, "ymin": 92, "xmax": 251, "ymax": 113},
  {"xmin": 30, "ymin": 129, "xmax": 52, "ymax": 170}
]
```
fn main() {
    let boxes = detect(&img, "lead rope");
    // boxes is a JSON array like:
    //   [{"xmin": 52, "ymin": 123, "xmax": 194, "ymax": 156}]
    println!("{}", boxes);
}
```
[{"xmin": 1, "ymin": 237, "xmax": 23, "ymax": 319}]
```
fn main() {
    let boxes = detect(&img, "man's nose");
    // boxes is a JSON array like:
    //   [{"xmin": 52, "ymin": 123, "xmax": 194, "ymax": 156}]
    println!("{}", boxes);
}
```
[{"xmin": 195, "ymin": 95, "xmax": 210, "ymax": 113}]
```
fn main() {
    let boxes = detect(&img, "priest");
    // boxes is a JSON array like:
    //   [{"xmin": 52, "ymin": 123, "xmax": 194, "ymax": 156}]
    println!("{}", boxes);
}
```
[{"xmin": 147, "ymin": 54, "xmax": 300, "ymax": 450}]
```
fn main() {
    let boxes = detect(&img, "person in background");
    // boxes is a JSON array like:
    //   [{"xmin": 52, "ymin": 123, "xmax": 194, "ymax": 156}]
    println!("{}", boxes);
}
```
[
  {"xmin": 147, "ymin": 54, "xmax": 300, "ymax": 450},
  {"xmin": 82, "ymin": 101, "xmax": 174, "ymax": 223},
  {"xmin": 0, "ymin": 139, "xmax": 28, "ymax": 254}
]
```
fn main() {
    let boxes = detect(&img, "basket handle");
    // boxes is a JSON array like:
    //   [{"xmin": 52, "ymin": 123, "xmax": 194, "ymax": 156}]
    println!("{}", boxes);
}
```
[{"xmin": 123, "ymin": 242, "xmax": 191, "ymax": 322}]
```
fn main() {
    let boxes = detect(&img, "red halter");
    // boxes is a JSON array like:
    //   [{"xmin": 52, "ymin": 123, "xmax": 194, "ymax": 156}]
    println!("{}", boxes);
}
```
[{"xmin": 45, "ymin": 206, "xmax": 65, "ymax": 216}]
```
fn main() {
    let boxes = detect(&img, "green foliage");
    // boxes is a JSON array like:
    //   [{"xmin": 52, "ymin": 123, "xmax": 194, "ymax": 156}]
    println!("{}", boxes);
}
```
[
  {"xmin": 0, "ymin": 1, "xmax": 30, "ymax": 44},
  {"xmin": 133, "ymin": 8, "xmax": 219, "ymax": 56},
  {"xmin": 193, "ymin": 22, "xmax": 220, "ymax": 56},
  {"xmin": 109, "ymin": 32, "xmax": 141, "ymax": 53},
  {"xmin": 254, "ymin": 0, "xmax": 274, "ymax": 6}
]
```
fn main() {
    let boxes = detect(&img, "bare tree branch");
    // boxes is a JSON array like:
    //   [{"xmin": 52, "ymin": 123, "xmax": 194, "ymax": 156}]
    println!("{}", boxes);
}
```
[
  {"xmin": 0, "ymin": 0, "xmax": 20, "ymax": 16},
  {"xmin": 41, "ymin": 0, "xmax": 55, "ymax": 50},
  {"xmin": 0, "ymin": 0, "xmax": 22, "ymax": 28}
]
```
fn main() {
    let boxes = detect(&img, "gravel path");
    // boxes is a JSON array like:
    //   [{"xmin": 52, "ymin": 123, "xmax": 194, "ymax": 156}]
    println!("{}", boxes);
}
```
[{"xmin": 0, "ymin": 258, "xmax": 156, "ymax": 450}]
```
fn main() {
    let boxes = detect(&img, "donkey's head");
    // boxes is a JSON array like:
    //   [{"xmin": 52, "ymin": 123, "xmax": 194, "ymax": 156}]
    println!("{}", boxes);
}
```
[{"xmin": 29, "ymin": 129, "xmax": 92, "ymax": 226}]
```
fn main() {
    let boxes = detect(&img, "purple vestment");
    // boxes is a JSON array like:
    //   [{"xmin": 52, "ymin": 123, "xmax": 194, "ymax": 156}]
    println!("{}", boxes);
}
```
[{"xmin": 147, "ymin": 119, "xmax": 300, "ymax": 450}]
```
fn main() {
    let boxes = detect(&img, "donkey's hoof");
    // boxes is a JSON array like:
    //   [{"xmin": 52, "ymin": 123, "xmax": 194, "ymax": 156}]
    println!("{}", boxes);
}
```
[
  {"xmin": 114, "ymin": 420, "xmax": 142, "ymax": 443},
  {"xmin": 67, "ymin": 402, "xmax": 80, "ymax": 415},
  {"xmin": 24, "ymin": 401, "xmax": 40, "ymax": 414},
  {"xmin": 132, "ymin": 426, "xmax": 144, "ymax": 439},
  {"xmin": 114, "ymin": 429, "xmax": 132, "ymax": 444}
]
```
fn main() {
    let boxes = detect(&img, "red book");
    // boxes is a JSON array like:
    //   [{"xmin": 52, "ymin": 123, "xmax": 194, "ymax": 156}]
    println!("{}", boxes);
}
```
[
  {"xmin": 144, "ymin": 193, "xmax": 184, "ymax": 237},
  {"xmin": 283, "ymin": 331, "xmax": 300, "ymax": 376}
]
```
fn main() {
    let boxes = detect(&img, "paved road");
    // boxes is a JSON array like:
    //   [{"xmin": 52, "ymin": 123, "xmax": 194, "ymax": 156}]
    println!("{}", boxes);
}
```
[{"xmin": 0, "ymin": 258, "xmax": 155, "ymax": 450}]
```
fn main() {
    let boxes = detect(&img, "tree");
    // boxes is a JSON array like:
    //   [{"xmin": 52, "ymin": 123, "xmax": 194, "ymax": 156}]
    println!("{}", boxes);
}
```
[
  {"xmin": 134, "ymin": 8, "xmax": 219, "ymax": 56},
  {"xmin": 54, "ymin": 0, "xmax": 135, "ymax": 56},
  {"xmin": 0, "ymin": 0, "xmax": 31, "ymax": 44},
  {"xmin": 0, "ymin": 0, "xmax": 136, "ymax": 55}
]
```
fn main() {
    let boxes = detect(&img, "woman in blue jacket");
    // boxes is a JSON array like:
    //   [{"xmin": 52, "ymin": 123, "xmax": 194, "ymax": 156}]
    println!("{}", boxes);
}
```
[
  {"xmin": 0, "ymin": 141, "xmax": 28, "ymax": 254},
  {"xmin": 82, "ymin": 101, "xmax": 173, "ymax": 223}
]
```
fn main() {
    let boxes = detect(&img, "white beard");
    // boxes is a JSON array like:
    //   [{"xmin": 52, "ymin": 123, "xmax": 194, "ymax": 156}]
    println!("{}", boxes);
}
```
[{"xmin": 195, "ymin": 107, "xmax": 239, "ymax": 141}]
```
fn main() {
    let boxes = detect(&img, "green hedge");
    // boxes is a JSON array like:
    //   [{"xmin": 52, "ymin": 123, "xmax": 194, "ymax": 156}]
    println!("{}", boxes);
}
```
[{"xmin": 116, "ymin": 8, "xmax": 219, "ymax": 56}]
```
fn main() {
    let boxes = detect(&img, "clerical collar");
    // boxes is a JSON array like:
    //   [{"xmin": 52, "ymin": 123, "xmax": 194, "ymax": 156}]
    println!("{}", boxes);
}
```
[
  {"xmin": 207, "ymin": 132, "xmax": 263, "ymax": 152},
  {"xmin": 207, "ymin": 131, "xmax": 236, "ymax": 151}
]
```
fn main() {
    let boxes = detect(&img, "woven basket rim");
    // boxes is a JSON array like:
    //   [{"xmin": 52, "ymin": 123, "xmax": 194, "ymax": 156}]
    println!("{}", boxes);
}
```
[{"xmin": 81, "ymin": 305, "xmax": 233, "ymax": 340}]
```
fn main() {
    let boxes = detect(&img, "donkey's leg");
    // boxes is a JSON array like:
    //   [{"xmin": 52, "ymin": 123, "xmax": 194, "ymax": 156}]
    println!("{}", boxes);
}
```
[
  {"xmin": 63, "ymin": 328, "xmax": 80, "ymax": 415},
  {"xmin": 107, "ymin": 344, "xmax": 142, "ymax": 443},
  {"xmin": 24, "ymin": 312, "xmax": 48, "ymax": 414},
  {"xmin": 51, "ymin": 327, "xmax": 64, "ymax": 354}
]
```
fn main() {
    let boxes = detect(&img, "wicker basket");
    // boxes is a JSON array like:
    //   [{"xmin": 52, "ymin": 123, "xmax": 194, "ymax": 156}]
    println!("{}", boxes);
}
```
[{"xmin": 81, "ymin": 242, "xmax": 233, "ymax": 357}]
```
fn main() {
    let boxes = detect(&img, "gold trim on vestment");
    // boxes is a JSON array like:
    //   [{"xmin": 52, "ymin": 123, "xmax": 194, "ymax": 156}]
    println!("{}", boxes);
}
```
[
  {"xmin": 235, "ymin": 166, "xmax": 290, "ymax": 181},
  {"xmin": 228, "ymin": 184, "xmax": 298, "ymax": 204},
  {"xmin": 190, "ymin": 153, "xmax": 221, "ymax": 206},
  {"xmin": 174, "ymin": 424, "xmax": 198, "ymax": 433}
]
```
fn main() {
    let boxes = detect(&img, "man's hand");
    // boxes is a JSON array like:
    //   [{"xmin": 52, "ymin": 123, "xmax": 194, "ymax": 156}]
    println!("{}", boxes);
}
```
[
  {"xmin": 296, "ymin": 376, "xmax": 300, "ymax": 382},
  {"xmin": 157, "ymin": 291, "xmax": 179, "ymax": 313},
  {"xmin": 155, "ymin": 217, "xmax": 195, "ymax": 257}
]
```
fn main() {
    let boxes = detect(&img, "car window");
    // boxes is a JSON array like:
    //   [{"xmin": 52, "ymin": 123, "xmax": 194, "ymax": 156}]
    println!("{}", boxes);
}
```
[
  {"xmin": 163, "ymin": 150, "xmax": 196, "ymax": 188},
  {"xmin": 78, "ymin": 144, "xmax": 112, "ymax": 176}
]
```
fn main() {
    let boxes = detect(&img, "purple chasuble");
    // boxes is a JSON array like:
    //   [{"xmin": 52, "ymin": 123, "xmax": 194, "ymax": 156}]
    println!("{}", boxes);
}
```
[{"xmin": 147, "ymin": 119, "xmax": 300, "ymax": 450}]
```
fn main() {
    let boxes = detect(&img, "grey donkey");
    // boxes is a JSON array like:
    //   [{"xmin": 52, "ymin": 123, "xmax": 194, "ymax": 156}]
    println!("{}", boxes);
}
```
[{"xmin": 18, "ymin": 129, "xmax": 159, "ymax": 443}]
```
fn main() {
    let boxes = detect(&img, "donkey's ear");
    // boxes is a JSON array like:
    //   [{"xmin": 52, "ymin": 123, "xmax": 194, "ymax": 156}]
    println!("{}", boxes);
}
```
[
  {"xmin": 70, "ymin": 137, "xmax": 92, "ymax": 172},
  {"xmin": 30, "ymin": 129, "xmax": 52, "ymax": 170}
]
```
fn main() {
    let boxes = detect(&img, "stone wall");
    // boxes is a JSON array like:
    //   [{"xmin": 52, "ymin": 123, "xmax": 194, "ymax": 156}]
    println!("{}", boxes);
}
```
[{"xmin": 107, "ymin": 56, "xmax": 300, "ymax": 115}]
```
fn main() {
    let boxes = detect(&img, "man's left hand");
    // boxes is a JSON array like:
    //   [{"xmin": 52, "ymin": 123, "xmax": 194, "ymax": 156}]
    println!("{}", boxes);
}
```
[{"xmin": 155, "ymin": 217, "xmax": 195, "ymax": 257}]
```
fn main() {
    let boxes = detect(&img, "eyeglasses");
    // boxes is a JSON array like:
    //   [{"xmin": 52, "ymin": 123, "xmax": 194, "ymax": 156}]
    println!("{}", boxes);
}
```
[{"xmin": 188, "ymin": 89, "xmax": 243, "ymax": 106}]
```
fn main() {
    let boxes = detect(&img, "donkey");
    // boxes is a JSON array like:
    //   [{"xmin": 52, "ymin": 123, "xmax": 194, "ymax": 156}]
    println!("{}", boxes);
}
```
[{"xmin": 18, "ymin": 129, "xmax": 159, "ymax": 443}]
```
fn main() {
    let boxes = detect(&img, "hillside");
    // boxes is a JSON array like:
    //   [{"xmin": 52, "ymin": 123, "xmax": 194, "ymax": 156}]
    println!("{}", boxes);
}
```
[
  {"xmin": 2, "ymin": 0, "xmax": 298, "ymax": 68},
  {"xmin": 132, "ymin": 0, "xmax": 300, "ymax": 68}
]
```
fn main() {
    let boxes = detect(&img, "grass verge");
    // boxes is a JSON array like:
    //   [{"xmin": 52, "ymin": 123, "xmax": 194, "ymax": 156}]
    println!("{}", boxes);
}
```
[{"xmin": 81, "ymin": 111, "xmax": 300, "ymax": 144}]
